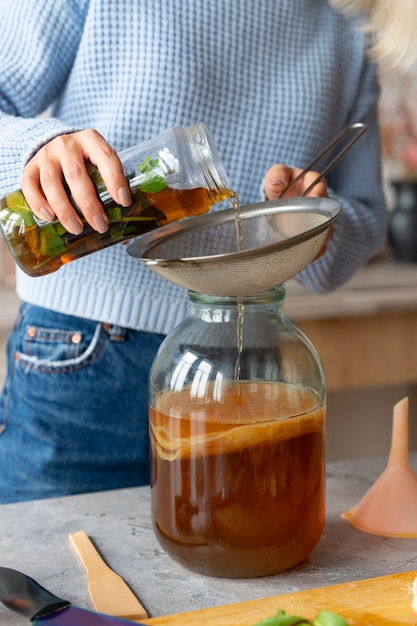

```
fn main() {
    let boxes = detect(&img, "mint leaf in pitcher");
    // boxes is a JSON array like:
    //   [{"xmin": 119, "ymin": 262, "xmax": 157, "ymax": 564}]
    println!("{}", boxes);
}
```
[
  {"xmin": 39, "ymin": 224, "xmax": 67, "ymax": 257},
  {"xmin": 5, "ymin": 190, "xmax": 36, "ymax": 228},
  {"xmin": 138, "ymin": 156, "xmax": 168, "ymax": 193}
]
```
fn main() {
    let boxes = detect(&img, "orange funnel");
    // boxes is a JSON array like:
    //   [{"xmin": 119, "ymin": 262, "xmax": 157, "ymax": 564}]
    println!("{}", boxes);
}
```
[{"xmin": 342, "ymin": 397, "xmax": 417, "ymax": 537}]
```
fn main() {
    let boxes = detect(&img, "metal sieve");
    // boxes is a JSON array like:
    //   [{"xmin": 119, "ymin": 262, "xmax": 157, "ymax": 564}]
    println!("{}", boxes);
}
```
[
  {"xmin": 127, "ymin": 123, "xmax": 366, "ymax": 296},
  {"xmin": 127, "ymin": 197, "xmax": 340, "ymax": 295}
]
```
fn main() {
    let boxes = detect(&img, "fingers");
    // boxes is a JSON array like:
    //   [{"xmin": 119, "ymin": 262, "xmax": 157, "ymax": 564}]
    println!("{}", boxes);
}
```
[
  {"xmin": 263, "ymin": 165, "xmax": 328, "ymax": 200},
  {"xmin": 21, "ymin": 129, "xmax": 131, "ymax": 235},
  {"xmin": 263, "ymin": 165, "xmax": 294, "ymax": 199},
  {"xmin": 301, "ymin": 170, "xmax": 328, "ymax": 198}
]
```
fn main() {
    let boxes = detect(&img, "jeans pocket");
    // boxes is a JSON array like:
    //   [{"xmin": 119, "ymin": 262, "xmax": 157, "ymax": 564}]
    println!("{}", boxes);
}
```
[{"xmin": 14, "ymin": 305, "xmax": 105, "ymax": 374}]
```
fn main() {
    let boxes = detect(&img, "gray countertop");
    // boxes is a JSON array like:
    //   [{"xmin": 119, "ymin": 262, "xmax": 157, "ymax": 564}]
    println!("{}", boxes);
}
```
[{"xmin": 1, "ymin": 455, "xmax": 417, "ymax": 624}]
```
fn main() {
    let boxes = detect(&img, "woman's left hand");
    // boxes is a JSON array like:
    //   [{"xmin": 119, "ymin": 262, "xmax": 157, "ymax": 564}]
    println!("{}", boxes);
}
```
[
  {"xmin": 263, "ymin": 164, "xmax": 332, "ymax": 260},
  {"xmin": 263, "ymin": 164, "xmax": 328, "ymax": 200}
]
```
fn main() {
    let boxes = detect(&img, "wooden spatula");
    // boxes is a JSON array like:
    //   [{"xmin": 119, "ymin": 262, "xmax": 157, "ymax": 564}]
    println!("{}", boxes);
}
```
[{"xmin": 69, "ymin": 530, "xmax": 148, "ymax": 622}]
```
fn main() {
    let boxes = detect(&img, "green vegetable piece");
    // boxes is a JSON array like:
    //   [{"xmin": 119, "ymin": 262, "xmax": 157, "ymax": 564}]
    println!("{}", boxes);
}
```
[
  {"xmin": 313, "ymin": 611, "xmax": 348, "ymax": 626},
  {"xmin": 253, "ymin": 610, "xmax": 310, "ymax": 626},
  {"xmin": 252, "ymin": 609, "xmax": 348, "ymax": 626}
]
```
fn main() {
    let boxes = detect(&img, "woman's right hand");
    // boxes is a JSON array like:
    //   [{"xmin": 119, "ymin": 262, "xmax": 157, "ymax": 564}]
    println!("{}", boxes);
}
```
[{"xmin": 20, "ymin": 129, "xmax": 132, "ymax": 234}]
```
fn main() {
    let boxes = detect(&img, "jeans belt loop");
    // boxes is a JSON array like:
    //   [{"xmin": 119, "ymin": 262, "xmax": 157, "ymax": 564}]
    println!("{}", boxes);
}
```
[{"xmin": 102, "ymin": 323, "xmax": 127, "ymax": 342}]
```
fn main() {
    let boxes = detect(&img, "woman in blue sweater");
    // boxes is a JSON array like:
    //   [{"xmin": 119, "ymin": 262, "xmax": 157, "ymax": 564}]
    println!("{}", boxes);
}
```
[{"xmin": 0, "ymin": 0, "xmax": 415, "ymax": 503}]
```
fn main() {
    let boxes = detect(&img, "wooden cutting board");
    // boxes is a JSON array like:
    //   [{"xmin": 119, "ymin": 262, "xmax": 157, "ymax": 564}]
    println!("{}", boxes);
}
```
[{"xmin": 141, "ymin": 571, "xmax": 417, "ymax": 625}]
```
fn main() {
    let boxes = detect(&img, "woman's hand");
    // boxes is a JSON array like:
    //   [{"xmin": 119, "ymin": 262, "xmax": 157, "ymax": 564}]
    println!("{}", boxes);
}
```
[
  {"xmin": 263, "ymin": 164, "xmax": 332, "ymax": 260},
  {"xmin": 21, "ymin": 129, "xmax": 131, "ymax": 235},
  {"xmin": 263, "ymin": 164, "xmax": 328, "ymax": 200}
]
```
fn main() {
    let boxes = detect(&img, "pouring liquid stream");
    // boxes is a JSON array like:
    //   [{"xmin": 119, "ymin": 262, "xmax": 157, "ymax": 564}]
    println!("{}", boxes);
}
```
[{"xmin": 231, "ymin": 194, "xmax": 244, "ymax": 390}]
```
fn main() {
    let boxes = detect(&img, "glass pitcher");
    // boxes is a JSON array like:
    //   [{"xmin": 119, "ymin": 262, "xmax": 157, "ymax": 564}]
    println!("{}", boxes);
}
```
[
  {"xmin": 149, "ymin": 286, "xmax": 326, "ymax": 578},
  {"xmin": 0, "ymin": 123, "xmax": 233, "ymax": 277}
]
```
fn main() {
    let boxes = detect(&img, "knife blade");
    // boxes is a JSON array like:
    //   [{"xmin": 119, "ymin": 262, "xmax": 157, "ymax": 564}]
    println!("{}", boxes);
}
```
[
  {"xmin": 69, "ymin": 530, "xmax": 148, "ymax": 621},
  {"xmin": 0, "ymin": 567, "xmax": 146, "ymax": 625}
]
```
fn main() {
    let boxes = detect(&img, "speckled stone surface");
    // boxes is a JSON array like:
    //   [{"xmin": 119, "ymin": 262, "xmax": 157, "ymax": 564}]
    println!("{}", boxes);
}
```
[{"xmin": 1, "ymin": 456, "xmax": 417, "ymax": 624}]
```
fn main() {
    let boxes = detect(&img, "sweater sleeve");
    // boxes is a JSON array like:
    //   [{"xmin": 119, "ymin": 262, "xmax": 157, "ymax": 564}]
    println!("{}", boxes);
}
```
[
  {"xmin": 0, "ymin": 0, "xmax": 89, "ymax": 195},
  {"xmin": 295, "ymin": 56, "xmax": 387, "ymax": 293}
]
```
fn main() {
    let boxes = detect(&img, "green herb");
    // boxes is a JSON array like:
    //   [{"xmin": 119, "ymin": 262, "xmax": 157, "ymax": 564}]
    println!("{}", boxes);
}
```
[
  {"xmin": 39, "ymin": 224, "xmax": 67, "ymax": 257},
  {"xmin": 106, "ymin": 206, "xmax": 123, "ymax": 222},
  {"xmin": 4, "ymin": 190, "xmax": 36, "ymax": 228},
  {"xmin": 55, "ymin": 223, "xmax": 67, "ymax": 236},
  {"xmin": 86, "ymin": 155, "xmax": 168, "ymax": 197},
  {"xmin": 109, "ymin": 222, "xmax": 137, "ymax": 240},
  {"xmin": 138, "ymin": 156, "xmax": 168, "ymax": 193},
  {"xmin": 253, "ymin": 609, "xmax": 348, "ymax": 626},
  {"xmin": 139, "ymin": 156, "xmax": 159, "ymax": 173}
]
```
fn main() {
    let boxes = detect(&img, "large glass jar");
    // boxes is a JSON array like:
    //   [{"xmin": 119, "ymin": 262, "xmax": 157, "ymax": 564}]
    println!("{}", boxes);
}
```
[
  {"xmin": 149, "ymin": 287, "xmax": 326, "ymax": 578},
  {"xmin": 0, "ymin": 123, "xmax": 233, "ymax": 277}
]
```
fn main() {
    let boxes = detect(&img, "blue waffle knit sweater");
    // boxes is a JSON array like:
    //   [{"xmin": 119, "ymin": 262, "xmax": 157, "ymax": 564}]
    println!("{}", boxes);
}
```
[{"xmin": 0, "ymin": 0, "xmax": 386, "ymax": 334}]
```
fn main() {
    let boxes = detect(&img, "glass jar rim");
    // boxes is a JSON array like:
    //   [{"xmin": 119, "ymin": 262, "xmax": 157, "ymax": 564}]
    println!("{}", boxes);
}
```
[{"xmin": 188, "ymin": 285, "xmax": 286, "ymax": 305}]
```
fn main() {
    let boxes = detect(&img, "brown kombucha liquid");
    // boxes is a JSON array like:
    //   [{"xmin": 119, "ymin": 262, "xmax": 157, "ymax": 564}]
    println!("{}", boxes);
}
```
[{"xmin": 149, "ymin": 380, "xmax": 325, "ymax": 578}]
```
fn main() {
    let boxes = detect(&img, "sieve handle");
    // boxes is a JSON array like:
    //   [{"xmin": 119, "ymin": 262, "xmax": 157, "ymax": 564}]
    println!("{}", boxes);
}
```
[{"xmin": 279, "ymin": 122, "xmax": 368, "ymax": 198}]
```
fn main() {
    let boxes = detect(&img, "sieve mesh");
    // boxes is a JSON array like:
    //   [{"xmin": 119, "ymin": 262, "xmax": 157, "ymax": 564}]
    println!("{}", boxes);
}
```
[{"xmin": 127, "ymin": 197, "xmax": 340, "ymax": 296}]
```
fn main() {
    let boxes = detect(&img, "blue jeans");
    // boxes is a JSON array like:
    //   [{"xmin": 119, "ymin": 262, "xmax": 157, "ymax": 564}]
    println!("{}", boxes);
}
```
[{"xmin": 0, "ymin": 304, "xmax": 165, "ymax": 503}]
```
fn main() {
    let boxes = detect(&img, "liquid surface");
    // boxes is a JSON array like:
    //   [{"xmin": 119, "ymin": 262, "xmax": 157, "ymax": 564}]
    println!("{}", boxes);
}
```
[{"xmin": 150, "ymin": 381, "xmax": 326, "ymax": 577}]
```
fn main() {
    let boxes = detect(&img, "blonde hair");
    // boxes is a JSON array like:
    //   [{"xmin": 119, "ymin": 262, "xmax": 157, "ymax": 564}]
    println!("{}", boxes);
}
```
[{"xmin": 329, "ymin": 0, "xmax": 417, "ymax": 72}]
